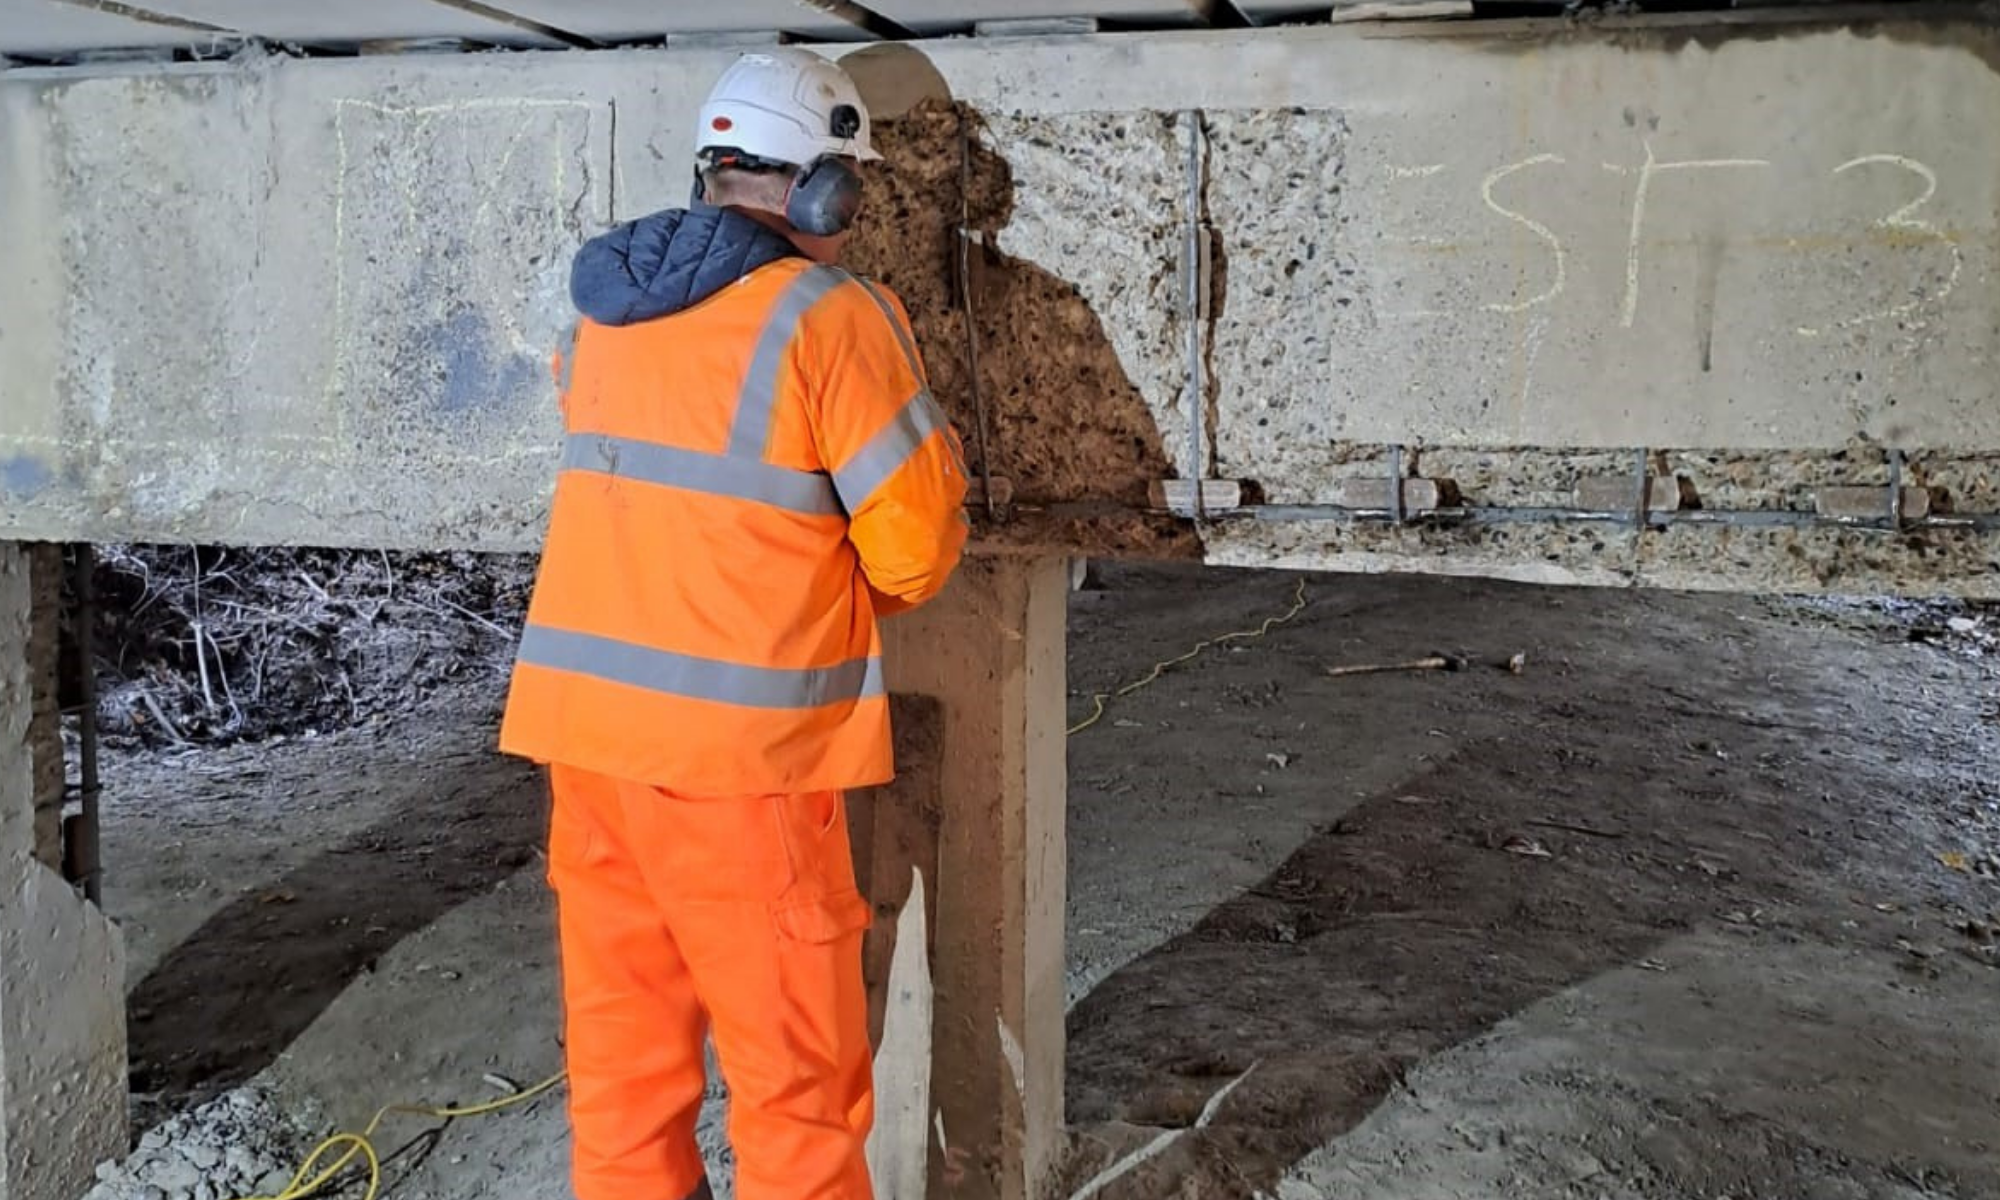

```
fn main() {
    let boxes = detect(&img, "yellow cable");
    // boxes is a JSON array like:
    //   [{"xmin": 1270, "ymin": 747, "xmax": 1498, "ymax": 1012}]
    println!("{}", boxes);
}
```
[
  {"xmin": 238, "ymin": 577, "xmax": 1308, "ymax": 1200},
  {"xmin": 241, "ymin": 1072, "xmax": 567, "ymax": 1200},
  {"xmin": 1067, "ymin": 577, "xmax": 1308, "ymax": 736}
]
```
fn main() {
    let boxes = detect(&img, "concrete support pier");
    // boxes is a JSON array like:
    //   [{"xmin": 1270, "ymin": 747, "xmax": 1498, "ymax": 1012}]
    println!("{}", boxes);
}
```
[
  {"xmin": 864, "ymin": 557, "xmax": 1069, "ymax": 1200},
  {"xmin": 0, "ymin": 542, "xmax": 125, "ymax": 1200}
]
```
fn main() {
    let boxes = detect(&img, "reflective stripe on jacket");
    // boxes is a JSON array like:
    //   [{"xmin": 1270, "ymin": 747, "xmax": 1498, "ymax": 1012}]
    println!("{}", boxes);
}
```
[{"xmin": 500, "ymin": 246, "xmax": 969, "ymax": 795}]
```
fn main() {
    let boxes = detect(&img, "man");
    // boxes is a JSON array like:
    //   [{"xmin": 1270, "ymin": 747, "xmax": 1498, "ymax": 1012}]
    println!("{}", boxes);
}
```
[{"xmin": 499, "ymin": 47, "xmax": 969, "ymax": 1200}]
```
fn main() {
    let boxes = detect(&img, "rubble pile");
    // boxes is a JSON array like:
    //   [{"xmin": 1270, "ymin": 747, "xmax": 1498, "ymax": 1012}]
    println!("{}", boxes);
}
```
[{"xmin": 85, "ymin": 1089, "xmax": 308, "ymax": 1200}]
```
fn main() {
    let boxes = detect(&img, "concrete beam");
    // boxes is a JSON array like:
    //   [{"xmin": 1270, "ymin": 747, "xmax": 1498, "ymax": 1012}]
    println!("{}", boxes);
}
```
[
  {"xmin": 0, "ymin": 543, "xmax": 126, "ymax": 1200},
  {"xmin": 3, "ymin": 16, "xmax": 2000, "ymax": 593},
  {"xmin": 873, "ymin": 558, "xmax": 1069, "ymax": 1199}
]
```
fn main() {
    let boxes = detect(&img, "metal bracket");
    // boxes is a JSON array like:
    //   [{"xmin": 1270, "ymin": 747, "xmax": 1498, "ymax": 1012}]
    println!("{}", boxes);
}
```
[
  {"xmin": 964, "ymin": 476, "xmax": 1015, "ymax": 515},
  {"xmin": 1151, "ymin": 479, "xmax": 1244, "ymax": 517},
  {"xmin": 1388, "ymin": 444, "xmax": 1407, "ymax": 524},
  {"xmin": 1178, "ymin": 111, "xmax": 1212, "ymax": 518},
  {"xmin": 955, "ymin": 120, "xmax": 1002, "ymax": 522},
  {"xmin": 1631, "ymin": 448, "xmax": 1651, "ymax": 530},
  {"xmin": 1888, "ymin": 448, "xmax": 1906, "ymax": 529}
]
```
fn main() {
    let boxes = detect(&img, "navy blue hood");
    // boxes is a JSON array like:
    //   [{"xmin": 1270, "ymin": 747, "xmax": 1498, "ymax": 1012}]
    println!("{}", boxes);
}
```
[{"xmin": 569, "ymin": 205, "xmax": 803, "ymax": 327}]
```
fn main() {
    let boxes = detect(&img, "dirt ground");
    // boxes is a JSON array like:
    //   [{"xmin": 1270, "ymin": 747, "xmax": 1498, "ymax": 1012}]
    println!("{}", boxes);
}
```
[{"xmin": 93, "ymin": 564, "xmax": 2000, "ymax": 1199}]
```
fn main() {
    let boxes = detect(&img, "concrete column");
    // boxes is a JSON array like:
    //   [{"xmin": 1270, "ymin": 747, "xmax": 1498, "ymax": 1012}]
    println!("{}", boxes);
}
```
[
  {"xmin": 867, "ymin": 556, "xmax": 1069, "ymax": 1200},
  {"xmin": 0, "ymin": 542, "xmax": 126, "ymax": 1200}
]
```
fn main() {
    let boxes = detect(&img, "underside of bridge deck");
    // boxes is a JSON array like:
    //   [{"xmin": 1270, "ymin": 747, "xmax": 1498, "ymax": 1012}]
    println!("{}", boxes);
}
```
[
  {"xmin": 4, "ymin": 11, "xmax": 1999, "ymax": 593},
  {"xmin": 2, "ymin": 9, "xmax": 1997, "ymax": 1200}
]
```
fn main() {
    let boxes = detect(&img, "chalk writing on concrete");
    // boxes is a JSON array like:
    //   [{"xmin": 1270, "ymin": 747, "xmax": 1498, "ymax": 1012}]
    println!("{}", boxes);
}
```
[
  {"xmin": 1601, "ymin": 140, "xmax": 1771, "ymax": 328},
  {"xmin": 1381, "ymin": 144, "xmax": 1967, "ymax": 338},
  {"xmin": 1796, "ymin": 155, "xmax": 1962, "ymax": 337},
  {"xmin": 1479, "ymin": 154, "xmax": 1568, "ymax": 314}
]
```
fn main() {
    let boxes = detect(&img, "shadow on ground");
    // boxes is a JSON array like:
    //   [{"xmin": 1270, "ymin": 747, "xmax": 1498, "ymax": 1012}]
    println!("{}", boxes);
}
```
[
  {"xmin": 1056, "ymin": 593, "xmax": 1982, "ymax": 1197},
  {"xmin": 125, "ymin": 755, "xmax": 546, "ymax": 1112}
]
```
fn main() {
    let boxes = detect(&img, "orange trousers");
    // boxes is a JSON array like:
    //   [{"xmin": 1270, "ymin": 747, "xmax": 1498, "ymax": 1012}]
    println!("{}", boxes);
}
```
[{"xmin": 547, "ymin": 764, "xmax": 876, "ymax": 1200}]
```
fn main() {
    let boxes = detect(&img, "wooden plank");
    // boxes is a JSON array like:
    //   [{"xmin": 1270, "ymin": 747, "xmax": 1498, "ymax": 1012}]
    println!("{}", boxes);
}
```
[
  {"xmin": 1574, "ymin": 474, "xmax": 1693, "ymax": 514},
  {"xmin": 880, "ymin": 557, "xmax": 1068, "ymax": 1200},
  {"xmin": 1817, "ymin": 485, "xmax": 1935, "ymax": 520},
  {"xmin": 865, "ymin": 868, "xmax": 933, "ymax": 1200},
  {"xmin": 1148, "ymin": 479, "xmax": 1243, "ymax": 514},
  {"xmin": 1328, "ymin": 476, "xmax": 1460, "ymax": 512}
]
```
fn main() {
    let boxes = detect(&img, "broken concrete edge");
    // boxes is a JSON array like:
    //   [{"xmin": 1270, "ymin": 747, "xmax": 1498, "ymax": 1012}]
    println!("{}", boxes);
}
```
[
  {"xmin": 0, "ymin": 501, "xmax": 1990, "ymax": 603},
  {"xmin": 0, "ymin": 541, "xmax": 128, "ymax": 1200},
  {"xmin": 1573, "ymin": 474, "xmax": 1711, "ymax": 514}
]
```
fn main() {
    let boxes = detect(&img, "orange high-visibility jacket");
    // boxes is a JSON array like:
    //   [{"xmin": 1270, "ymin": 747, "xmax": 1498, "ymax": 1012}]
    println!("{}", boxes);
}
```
[{"xmin": 500, "ymin": 214, "xmax": 968, "ymax": 795}]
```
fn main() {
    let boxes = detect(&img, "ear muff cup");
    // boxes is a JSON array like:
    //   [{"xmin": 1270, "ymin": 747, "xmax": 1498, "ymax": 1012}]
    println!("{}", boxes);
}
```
[{"xmin": 786, "ymin": 157, "xmax": 863, "ymax": 237}]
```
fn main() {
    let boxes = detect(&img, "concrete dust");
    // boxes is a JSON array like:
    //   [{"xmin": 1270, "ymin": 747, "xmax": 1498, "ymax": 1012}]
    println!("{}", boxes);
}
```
[
  {"xmin": 93, "ymin": 567, "xmax": 2000, "ymax": 1200},
  {"xmin": 82, "ymin": 1087, "xmax": 307, "ymax": 1200}
]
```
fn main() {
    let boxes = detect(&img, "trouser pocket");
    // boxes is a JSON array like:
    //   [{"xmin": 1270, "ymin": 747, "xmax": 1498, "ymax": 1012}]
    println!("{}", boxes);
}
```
[{"xmin": 772, "ymin": 888, "xmax": 873, "ymax": 944}]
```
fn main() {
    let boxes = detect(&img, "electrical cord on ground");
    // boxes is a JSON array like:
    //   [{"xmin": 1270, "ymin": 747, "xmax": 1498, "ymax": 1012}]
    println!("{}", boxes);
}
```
[
  {"xmin": 240, "ymin": 1071, "xmax": 567, "ymax": 1200},
  {"xmin": 1067, "ymin": 577, "xmax": 1309, "ymax": 736},
  {"xmin": 237, "ymin": 578, "xmax": 1308, "ymax": 1199}
]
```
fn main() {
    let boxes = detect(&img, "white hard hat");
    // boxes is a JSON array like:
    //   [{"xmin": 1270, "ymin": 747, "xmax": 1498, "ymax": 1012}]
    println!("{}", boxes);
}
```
[{"xmin": 695, "ymin": 48, "xmax": 881, "ymax": 168}]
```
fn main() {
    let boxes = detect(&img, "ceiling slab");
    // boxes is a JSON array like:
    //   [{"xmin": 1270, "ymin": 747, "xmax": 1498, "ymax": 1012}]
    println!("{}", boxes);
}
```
[
  {"xmin": 136, "ymin": 0, "xmax": 563, "ymax": 47},
  {"xmin": 486, "ymin": 0, "xmax": 873, "ymax": 42},
  {"xmin": 863, "ymin": 0, "xmax": 1214, "ymax": 34},
  {"xmin": 3, "ymin": 0, "xmax": 1249, "ymax": 57},
  {"xmin": 0, "ymin": 0, "xmax": 222, "ymax": 56},
  {"xmin": 1234, "ymin": 1, "xmax": 1332, "ymax": 19}
]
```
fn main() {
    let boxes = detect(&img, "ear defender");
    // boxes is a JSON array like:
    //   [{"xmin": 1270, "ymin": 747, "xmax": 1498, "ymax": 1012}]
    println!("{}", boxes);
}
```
[{"xmin": 785, "ymin": 156, "xmax": 863, "ymax": 237}]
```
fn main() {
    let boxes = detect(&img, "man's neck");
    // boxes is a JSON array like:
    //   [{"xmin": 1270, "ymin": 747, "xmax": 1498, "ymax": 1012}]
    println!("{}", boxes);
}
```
[{"xmin": 730, "ymin": 206, "xmax": 843, "ymax": 266}]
